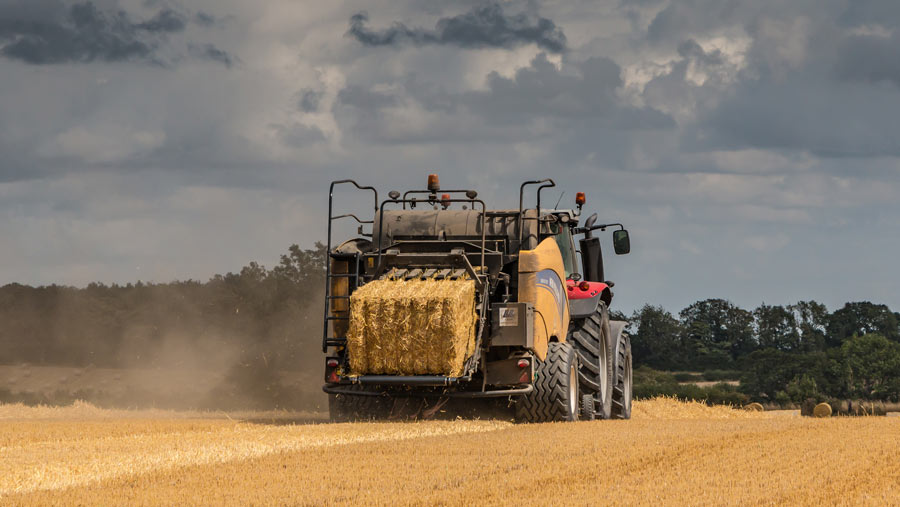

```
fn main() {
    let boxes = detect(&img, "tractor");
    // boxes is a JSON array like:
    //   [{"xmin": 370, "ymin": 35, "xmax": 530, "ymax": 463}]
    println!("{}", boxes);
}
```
[{"xmin": 322, "ymin": 175, "xmax": 632, "ymax": 422}]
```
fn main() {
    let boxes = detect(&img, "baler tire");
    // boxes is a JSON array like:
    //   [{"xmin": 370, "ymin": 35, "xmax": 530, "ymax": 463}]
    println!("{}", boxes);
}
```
[
  {"xmin": 567, "ymin": 305, "xmax": 614, "ymax": 420},
  {"xmin": 610, "ymin": 324, "xmax": 633, "ymax": 420},
  {"xmin": 328, "ymin": 386, "xmax": 391, "ymax": 422},
  {"xmin": 515, "ymin": 342, "xmax": 579, "ymax": 423}
]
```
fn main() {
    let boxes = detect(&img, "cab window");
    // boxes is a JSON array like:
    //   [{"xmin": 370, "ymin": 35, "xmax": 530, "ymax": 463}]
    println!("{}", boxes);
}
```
[{"xmin": 553, "ymin": 225, "xmax": 577, "ymax": 279}]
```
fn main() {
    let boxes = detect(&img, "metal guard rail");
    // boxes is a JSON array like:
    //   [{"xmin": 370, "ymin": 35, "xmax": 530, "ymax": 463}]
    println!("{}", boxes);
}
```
[{"xmin": 323, "ymin": 180, "xmax": 378, "ymax": 352}]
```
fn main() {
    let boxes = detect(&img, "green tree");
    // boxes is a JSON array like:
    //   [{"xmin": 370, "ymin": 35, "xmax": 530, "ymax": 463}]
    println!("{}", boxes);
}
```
[
  {"xmin": 629, "ymin": 305, "xmax": 684, "ymax": 369},
  {"xmin": 785, "ymin": 374, "xmax": 820, "ymax": 402},
  {"xmin": 788, "ymin": 301, "xmax": 828, "ymax": 352},
  {"xmin": 739, "ymin": 349, "xmax": 825, "ymax": 401},
  {"xmin": 840, "ymin": 334, "xmax": 900, "ymax": 400},
  {"xmin": 271, "ymin": 242, "xmax": 327, "ymax": 286},
  {"xmin": 754, "ymin": 304, "xmax": 800, "ymax": 352},
  {"xmin": 680, "ymin": 299, "xmax": 755, "ymax": 369},
  {"xmin": 826, "ymin": 302, "xmax": 899, "ymax": 346}
]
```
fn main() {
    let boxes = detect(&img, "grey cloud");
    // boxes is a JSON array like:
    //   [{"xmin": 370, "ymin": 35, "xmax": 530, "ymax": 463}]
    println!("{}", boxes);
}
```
[
  {"xmin": 619, "ymin": 0, "xmax": 666, "ymax": 6},
  {"xmin": 646, "ymin": 0, "xmax": 742, "ymax": 43},
  {"xmin": 834, "ymin": 33, "xmax": 900, "ymax": 87},
  {"xmin": 677, "ymin": 39, "xmax": 724, "ymax": 66},
  {"xmin": 691, "ymin": 78, "xmax": 900, "ymax": 158},
  {"xmin": 271, "ymin": 122, "xmax": 326, "ymax": 148},
  {"xmin": 348, "ymin": 3, "xmax": 567, "ymax": 53},
  {"xmin": 622, "ymin": 0, "xmax": 900, "ymax": 159},
  {"xmin": 380, "ymin": 53, "xmax": 667, "ymax": 125},
  {"xmin": 467, "ymin": 54, "xmax": 627, "ymax": 121},
  {"xmin": 838, "ymin": 0, "xmax": 900, "ymax": 27},
  {"xmin": 334, "ymin": 53, "xmax": 672, "ymax": 148},
  {"xmin": 0, "ymin": 0, "xmax": 231, "ymax": 66},
  {"xmin": 135, "ymin": 8, "xmax": 186, "ymax": 33},
  {"xmin": 0, "ymin": 1, "xmax": 156, "ymax": 64},
  {"xmin": 189, "ymin": 43, "xmax": 235, "ymax": 67},
  {"xmin": 640, "ymin": 0, "xmax": 814, "ymax": 45},
  {"xmin": 337, "ymin": 85, "xmax": 398, "ymax": 109},
  {"xmin": 298, "ymin": 89, "xmax": 323, "ymax": 113},
  {"xmin": 193, "ymin": 11, "xmax": 215, "ymax": 27}
]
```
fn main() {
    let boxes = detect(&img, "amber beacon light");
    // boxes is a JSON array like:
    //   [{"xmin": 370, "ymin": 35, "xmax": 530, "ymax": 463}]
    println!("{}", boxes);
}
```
[{"xmin": 427, "ymin": 174, "xmax": 440, "ymax": 192}]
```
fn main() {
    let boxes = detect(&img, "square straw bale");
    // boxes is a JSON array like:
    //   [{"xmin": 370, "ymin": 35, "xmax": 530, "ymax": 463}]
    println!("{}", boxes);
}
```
[{"xmin": 347, "ymin": 278, "xmax": 477, "ymax": 377}]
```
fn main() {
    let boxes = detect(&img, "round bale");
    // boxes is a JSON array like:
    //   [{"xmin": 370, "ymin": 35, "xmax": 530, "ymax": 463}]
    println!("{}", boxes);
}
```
[{"xmin": 813, "ymin": 402, "xmax": 833, "ymax": 418}]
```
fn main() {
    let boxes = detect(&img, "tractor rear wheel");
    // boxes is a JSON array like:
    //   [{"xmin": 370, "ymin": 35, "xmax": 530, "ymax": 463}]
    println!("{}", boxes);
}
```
[
  {"xmin": 515, "ymin": 342, "xmax": 580, "ymax": 423},
  {"xmin": 610, "ymin": 322, "xmax": 633, "ymax": 420},
  {"xmin": 328, "ymin": 385, "xmax": 391, "ymax": 422},
  {"xmin": 567, "ymin": 305, "xmax": 614, "ymax": 419}
]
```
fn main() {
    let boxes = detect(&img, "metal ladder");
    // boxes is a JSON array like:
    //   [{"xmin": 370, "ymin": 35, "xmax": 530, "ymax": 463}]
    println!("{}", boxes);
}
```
[
  {"xmin": 321, "ymin": 180, "xmax": 377, "ymax": 353},
  {"xmin": 323, "ymin": 254, "xmax": 361, "ymax": 350}
]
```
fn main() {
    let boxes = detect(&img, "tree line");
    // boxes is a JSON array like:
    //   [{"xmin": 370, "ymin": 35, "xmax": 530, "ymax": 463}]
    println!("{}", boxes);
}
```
[
  {"xmin": 0, "ymin": 244, "xmax": 328, "ymax": 376},
  {"xmin": 2, "ymin": 241, "xmax": 898, "ymax": 406},
  {"xmin": 627, "ymin": 300, "xmax": 900, "ymax": 404}
]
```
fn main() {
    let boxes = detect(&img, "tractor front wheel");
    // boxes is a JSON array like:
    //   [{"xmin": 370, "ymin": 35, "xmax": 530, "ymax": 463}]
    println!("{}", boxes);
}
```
[{"xmin": 567, "ymin": 306, "xmax": 614, "ymax": 419}]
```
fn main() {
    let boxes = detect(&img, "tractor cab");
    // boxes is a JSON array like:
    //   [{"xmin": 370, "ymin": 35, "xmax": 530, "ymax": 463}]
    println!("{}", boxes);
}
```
[{"xmin": 538, "ymin": 194, "xmax": 631, "ymax": 309}]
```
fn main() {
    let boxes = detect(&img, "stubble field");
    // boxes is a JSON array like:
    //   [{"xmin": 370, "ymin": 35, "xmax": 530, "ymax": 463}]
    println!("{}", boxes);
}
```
[{"xmin": 2, "ymin": 398, "xmax": 899, "ymax": 505}]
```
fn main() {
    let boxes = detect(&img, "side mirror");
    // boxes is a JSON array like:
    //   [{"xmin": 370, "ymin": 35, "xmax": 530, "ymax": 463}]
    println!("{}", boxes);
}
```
[{"xmin": 613, "ymin": 229, "xmax": 630, "ymax": 255}]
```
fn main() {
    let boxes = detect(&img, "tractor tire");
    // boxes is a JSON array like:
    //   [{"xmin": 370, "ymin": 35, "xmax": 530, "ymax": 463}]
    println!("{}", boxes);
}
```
[
  {"xmin": 515, "ymin": 342, "xmax": 580, "ymax": 423},
  {"xmin": 566, "ymin": 305, "xmax": 614, "ymax": 420},
  {"xmin": 328, "ymin": 385, "xmax": 391, "ymax": 422},
  {"xmin": 581, "ymin": 394, "xmax": 596, "ymax": 421},
  {"xmin": 610, "ymin": 322, "xmax": 633, "ymax": 420}
]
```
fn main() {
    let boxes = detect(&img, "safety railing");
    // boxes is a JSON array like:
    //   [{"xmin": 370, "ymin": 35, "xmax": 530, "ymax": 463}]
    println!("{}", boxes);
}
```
[{"xmin": 323, "ymin": 180, "xmax": 378, "ymax": 352}]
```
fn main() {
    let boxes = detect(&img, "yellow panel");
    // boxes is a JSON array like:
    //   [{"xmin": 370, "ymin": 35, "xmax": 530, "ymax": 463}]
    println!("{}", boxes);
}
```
[{"xmin": 518, "ymin": 238, "xmax": 570, "ymax": 360}]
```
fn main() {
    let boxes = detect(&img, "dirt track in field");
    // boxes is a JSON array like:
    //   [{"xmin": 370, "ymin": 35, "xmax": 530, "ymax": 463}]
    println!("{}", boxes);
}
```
[{"xmin": 3, "ymin": 398, "xmax": 899, "ymax": 505}]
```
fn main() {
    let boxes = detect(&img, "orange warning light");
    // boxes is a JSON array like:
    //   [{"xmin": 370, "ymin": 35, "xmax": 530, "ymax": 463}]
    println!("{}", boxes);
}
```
[{"xmin": 427, "ymin": 174, "xmax": 440, "ymax": 192}]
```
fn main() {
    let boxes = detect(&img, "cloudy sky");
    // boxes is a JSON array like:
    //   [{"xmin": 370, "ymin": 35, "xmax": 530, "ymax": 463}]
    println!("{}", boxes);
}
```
[{"xmin": 1, "ymin": 0, "xmax": 899, "ymax": 313}]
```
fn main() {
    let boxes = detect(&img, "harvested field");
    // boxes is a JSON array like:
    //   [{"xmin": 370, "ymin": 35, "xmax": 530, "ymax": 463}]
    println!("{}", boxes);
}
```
[{"xmin": 3, "ymin": 398, "xmax": 899, "ymax": 505}]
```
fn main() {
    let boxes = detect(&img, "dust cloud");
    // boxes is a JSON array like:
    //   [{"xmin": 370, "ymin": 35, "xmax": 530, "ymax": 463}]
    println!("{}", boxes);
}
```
[{"xmin": 0, "ymin": 264, "xmax": 329, "ymax": 412}]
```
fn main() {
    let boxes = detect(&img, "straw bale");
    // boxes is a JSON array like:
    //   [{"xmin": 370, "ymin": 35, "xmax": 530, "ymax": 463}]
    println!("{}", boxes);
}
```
[
  {"xmin": 743, "ymin": 402, "xmax": 764, "ymax": 412},
  {"xmin": 813, "ymin": 402, "xmax": 833, "ymax": 418},
  {"xmin": 346, "ymin": 278, "xmax": 477, "ymax": 377}
]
